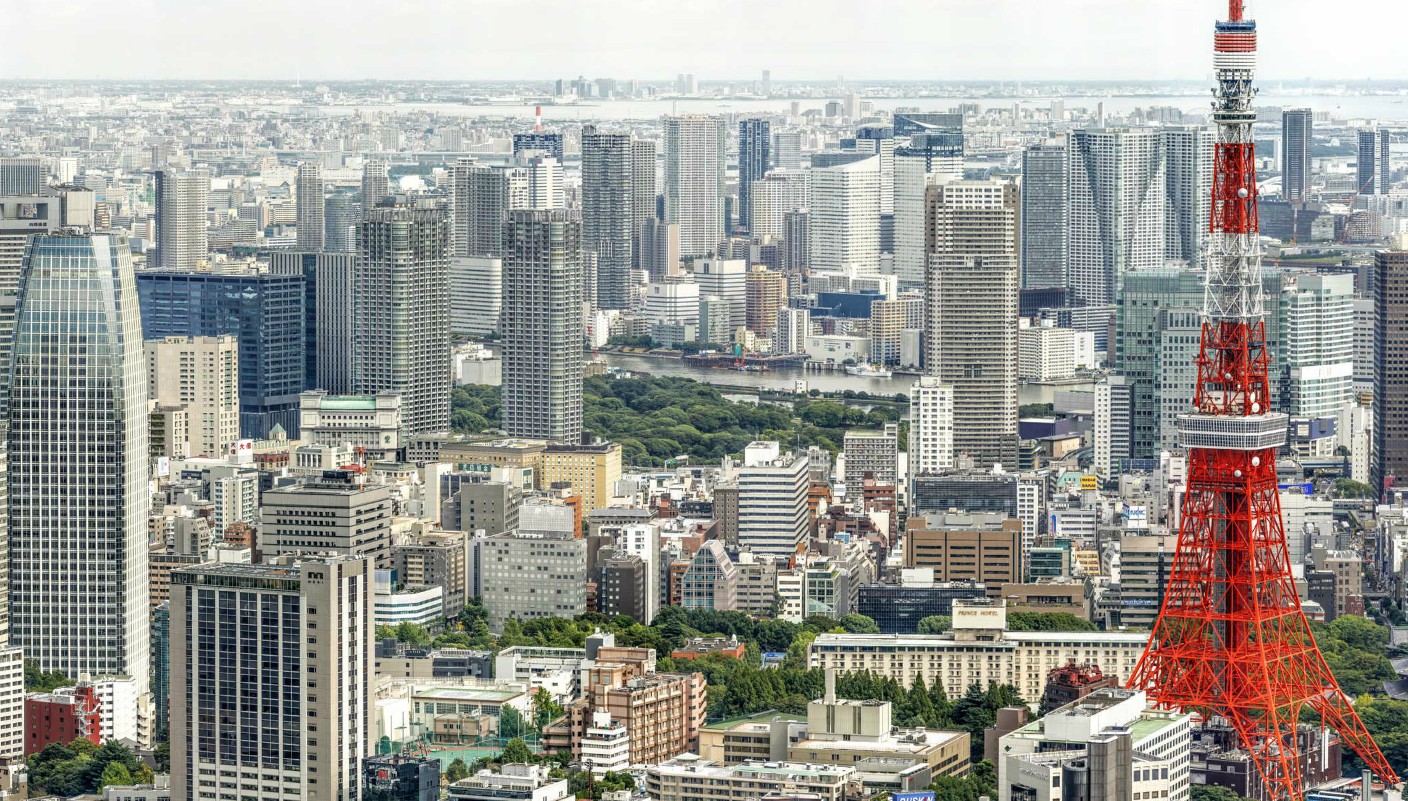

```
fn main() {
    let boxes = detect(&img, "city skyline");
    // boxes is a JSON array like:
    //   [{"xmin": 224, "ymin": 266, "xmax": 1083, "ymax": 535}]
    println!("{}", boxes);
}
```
[{"xmin": 2, "ymin": 1, "xmax": 1397, "ymax": 82}]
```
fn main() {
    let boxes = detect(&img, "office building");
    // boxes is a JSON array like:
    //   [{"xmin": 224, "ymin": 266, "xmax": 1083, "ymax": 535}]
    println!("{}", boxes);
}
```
[
  {"xmin": 1162, "ymin": 126, "xmax": 1215, "ymax": 267},
  {"xmin": 646, "ymin": 759, "xmax": 852, "ymax": 801},
  {"xmin": 737, "ymin": 441, "xmax": 810, "ymax": 557},
  {"xmin": 1020, "ymin": 139, "xmax": 1069, "ymax": 290},
  {"xmin": 1358, "ymin": 128, "xmax": 1392, "ymax": 195},
  {"xmin": 1019, "ymin": 321, "xmax": 1094, "ymax": 381},
  {"xmin": 1067, "ymin": 128, "xmax": 1166, "ymax": 306},
  {"xmin": 449, "ymin": 256, "xmax": 503, "ymax": 337},
  {"xmin": 1282, "ymin": 273, "xmax": 1354, "ymax": 423},
  {"xmin": 896, "ymin": 132, "xmax": 965, "ymax": 288},
  {"xmin": 259, "ymin": 476, "xmax": 395, "ymax": 568},
  {"xmin": 909, "ymin": 377, "xmax": 955, "ymax": 477},
  {"xmin": 539, "ymin": 442, "xmax": 622, "ymax": 515},
  {"xmin": 662, "ymin": 115, "xmax": 726, "ymax": 257},
  {"xmin": 596, "ymin": 551, "xmax": 651, "ymax": 622},
  {"xmin": 0, "ymin": 158, "xmax": 43, "ymax": 196},
  {"xmin": 1113, "ymin": 534, "xmax": 1175, "ymax": 631},
  {"xmin": 145, "ymin": 335, "xmax": 240, "ymax": 459},
  {"xmin": 363, "ymin": 158, "xmax": 391, "ymax": 207},
  {"xmin": 268, "ymin": 250, "xmax": 356, "ymax": 394},
  {"xmin": 749, "ymin": 172, "xmax": 806, "ymax": 242},
  {"xmin": 137, "ymin": 268, "xmax": 305, "ymax": 437},
  {"xmin": 679, "ymin": 540, "xmax": 738, "ymax": 610},
  {"xmin": 775, "ymin": 307, "xmax": 810, "ymax": 354},
  {"xmin": 644, "ymin": 279, "xmax": 700, "ymax": 347},
  {"xmin": 479, "ymin": 530, "xmax": 588, "ymax": 632},
  {"xmin": 998, "ymin": 688, "xmax": 1191, "ymax": 801},
  {"xmin": 296, "ymin": 162, "xmax": 324, "ymax": 250},
  {"xmin": 737, "ymin": 118, "xmax": 771, "ymax": 232},
  {"xmin": 692, "ymin": 257, "xmax": 747, "ymax": 333},
  {"xmin": 513, "ymin": 132, "xmax": 565, "ymax": 163},
  {"xmin": 903, "ymin": 513, "xmax": 1021, "ymax": 587},
  {"xmin": 1283, "ymin": 108, "xmax": 1313, "ymax": 204},
  {"xmin": 323, "ymin": 190, "xmax": 359, "ymax": 253},
  {"xmin": 744, "ymin": 266, "xmax": 787, "ymax": 335},
  {"xmin": 299, "ymin": 390, "xmax": 402, "ymax": 453},
  {"xmin": 1377, "ymin": 251, "xmax": 1408, "ymax": 491},
  {"xmin": 856, "ymin": 578, "xmax": 988, "ymax": 634},
  {"xmin": 808, "ymin": 153, "xmax": 881, "ymax": 273},
  {"xmin": 924, "ymin": 179, "xmax": 1020, "ymax": 469},
  {"xmin": 448, "ymin": 764, "xmax": 571, "ymax": 801},
  {"xmin": 354, "ymin": 205, "xmax": 451, "ymax": 435},
  {"xmin": 501, "ymin": 209, "xmax": 584, "ymax": 443},
  {"xmin": 170, "ymin": 557, "xmax": 373, "ymax": 801},
  {"xmin": 9, "ymin": 234, "xmax": 150, "ymax": 701},
  {"xmin": 154, "ymin": 170, "xmax": 209, "ymax": 271},
  {"xmin": 581, "ymin": 127, "xmax": 634, "ymax": 310},
  {"xmin": 809, "ymin": 600, "xmax": 1149, "ymax": 704},
  {"xmin": 1094, "ymin": 376, "xmax": 1133, "ymax": 479}
]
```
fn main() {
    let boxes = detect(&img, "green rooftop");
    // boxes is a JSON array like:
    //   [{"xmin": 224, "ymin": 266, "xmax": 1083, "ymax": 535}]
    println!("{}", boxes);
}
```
[
  {"xmin": 320, "ymin": 396, "xmax": 379, "ymax": 410},
  {"xmin": 703, "ymin": 711, "xmax": 805, "ymax": 730}
]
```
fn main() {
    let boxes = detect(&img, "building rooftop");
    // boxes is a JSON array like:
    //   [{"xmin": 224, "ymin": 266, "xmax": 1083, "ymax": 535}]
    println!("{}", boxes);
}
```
[
  {"xmin": 702, "ymin": 711, "xmax": 805, "ymax": 731},
  {"xmin": 410, "ymin": 686, "xmax": 525, "ymax": 703}
]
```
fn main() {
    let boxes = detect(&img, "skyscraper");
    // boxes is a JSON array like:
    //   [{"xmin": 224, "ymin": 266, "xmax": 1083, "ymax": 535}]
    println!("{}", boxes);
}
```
[
  {"xmin": 171, "ymin": 557, "xmax": 373, "ymax": 801},
  {"xmin": 808, "ymin": 153, "xmax": 881, "ymax": 274},
  {"xmin": 268, "ymin": 251, "xmax": 356, "ymax": 394},
  {"xmin": 908, "ymin": 376, "xmax": 955, "ymax": 479},
  {"xmin": 155, "ymin": 169, "xmax": 209, "ymax": 271},
  {"xmin": 1094, "ymin": 375, "xmax": 1133, "ymax": 478},
  {"xmin": 362, "ymin": 157, "xmax": 390, "ymax": 207},
  {"xmin": 1020, "ymin": 139, "xmax": 1069, "ymax": 289},
  {"xmin": 1281, "ymin": 273, "xmax": 1354, "ymax": 423},
  {"xmin": 354, "ymin": 205, "xmax": 451, "ymax": 435},
  {"xmin": 630, "ymin": 139, "xmax": 659, "ymax": 270},
  {"xmin": 137, "ymin": 268, "xmax": 305, "ymax": 437},
  {"xmin": 737, "ymin": 118, "xmax": 771, "ymax": 233},
  {"xmin": 8, "ymin": 233, "xmax": 150, "ymax": 695},
  {"xmin": 295, "ymin": 162, "xmax": 325, "ymax": 250},
  {"xmin": 581, "ymin": 127, "xmax": 634, "ymax": 310},
  {"xmin": 1358, "ymin": 128, "xmax": 1391, "ymax": 195},
  {"xmin": 1067, "ymin": 128, "xmax": 1166, "ymax": 306},
  {"xmin": 501, "ymin": 209, "xmax": 584, "ymax": 443},
  {"xmin": 1282, "ymin": 108, "xmax": 1313, "ymax": 204},
  {"xmin": 323, "ymin": 190, "xmax": 359, "ymax": 252},
  {"xmin": 1376, "ymin": 251, "xmax": 1408, "ymax": 492},
  {"xmin": 1162, "ymin": 126, "xmax": 1215, "ymax": 267},
  {"xmin": 513, "ymin": 132, "xmax": 565, "ymax": 163},
  {"xmin": 662, "ymin": 115, "xmax": 725, "ymax": 258},
  {"xmin": 923, "ymin": 179, "xmax": 1020, "ymax": 469},
  {"xmin": 749, "ymin": 172, "xmax": 806, "ymax": 243},
  {"xmin": 522, "ymin": 153, "xmax": 563, "ymax": 210},
  {"xmin": 896, "ymin": 132, "xmax": 965, "ymax": 288}
]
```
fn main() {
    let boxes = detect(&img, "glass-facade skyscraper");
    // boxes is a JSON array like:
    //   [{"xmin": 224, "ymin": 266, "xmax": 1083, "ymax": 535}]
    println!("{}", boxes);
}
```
[
  {"xmin": 136, "ymin": 269, "xmax": 305, "ymax": 438},
  {"xmin": 737, "ymin": 118, "xmax": 771, "ymax": 233},
  {"xmin": 7, "ymin": 233, "xmax": 150, "ymax": 693}
]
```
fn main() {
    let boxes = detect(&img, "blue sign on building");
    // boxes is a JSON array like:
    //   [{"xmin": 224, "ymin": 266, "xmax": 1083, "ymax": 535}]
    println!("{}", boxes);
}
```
[{"xmin": 893, "ymin": 793, "xmax": 937, "ymax": 801}]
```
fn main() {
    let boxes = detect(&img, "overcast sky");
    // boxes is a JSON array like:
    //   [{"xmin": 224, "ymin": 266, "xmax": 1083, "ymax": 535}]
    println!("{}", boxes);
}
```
[{"xmin": 1, "ymin": 0, "xmax": 1396, "ymax": 83}]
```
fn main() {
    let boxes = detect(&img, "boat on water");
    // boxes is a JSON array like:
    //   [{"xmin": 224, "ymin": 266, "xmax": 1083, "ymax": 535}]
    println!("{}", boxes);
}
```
[{"xmin": 845, "ymin": 364, "xmax": 893, "ymax": 378}]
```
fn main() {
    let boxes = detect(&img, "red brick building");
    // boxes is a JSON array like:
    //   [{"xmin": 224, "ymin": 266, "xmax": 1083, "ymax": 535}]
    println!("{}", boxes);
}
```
[{"xmin": 25, "ymin": 685, "xmax": 101, "ymax": 756}]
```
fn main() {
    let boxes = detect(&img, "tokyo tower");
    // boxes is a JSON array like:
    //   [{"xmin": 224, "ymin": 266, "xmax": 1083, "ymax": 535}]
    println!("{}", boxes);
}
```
[{"xmin": 1126, "ymin": 3, "xmax": 1399, "ymax": 800}]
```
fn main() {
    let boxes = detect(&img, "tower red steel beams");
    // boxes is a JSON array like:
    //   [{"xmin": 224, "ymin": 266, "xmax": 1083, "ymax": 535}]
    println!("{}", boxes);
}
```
[{"xmin": 1126, "ymin": 3, "xmax": 1398, "ymax": 800}]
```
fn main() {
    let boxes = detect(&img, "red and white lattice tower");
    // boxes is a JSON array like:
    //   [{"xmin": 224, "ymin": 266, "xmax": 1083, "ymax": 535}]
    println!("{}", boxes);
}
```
[{"xmin": 1126, "ymin": 3, "xmax": 1398, "ymax": 800}]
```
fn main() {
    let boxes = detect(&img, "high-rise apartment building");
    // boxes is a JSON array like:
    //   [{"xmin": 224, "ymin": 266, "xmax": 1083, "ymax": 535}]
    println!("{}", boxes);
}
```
[
  {"xmin": 1162, "ymin": 126, "xmax": 1215, "ymax": 268},
  {"xmin": 737, "ymin": 118, "xmax": 771, "ymax": 233},
  {"xmin": 736, "ymin": 441, "xmax": 810, "ymax": 557},
  {"xmin": 354, "ymin": 205, "xmax": 451, "ymax": 435},
  {"xmin": 639, "ymin": 218, "xmax": 680, "ymax": 281},
  {"xmin": 501, "ymin": 209, "xmax": 584, "ymax": 443},
  {"xmin": 744, "ymin": 267, "xmax": 787, "ymax": 335},
  {"xmin": 1358, "ymin": 128, "xmax": 1392, "ymax": 195},
  {"xmin": 909, "ymin": 376, "xmax": 955, "ymax": 478},
  {"xmin": 323, "ymin": 190, "xmax": 359, "ymax": 253},
  {"xmin": 1282, "ymin": 108, "xmax": 1313, "ymax": 204},
  {"xmin": 170, "ymin": 557, "xmax": 373, "ymax": 801},
  {"xmin": 662, "ymin": 115, "xmax": 726, "ymax": 257},
  {"xmin": 450, "ymin": 158, "xmax": 514, "ymax": 258},
  {"xmin": 923, "ymin": 179, "xmax": 1020, "ymax": 469},
  {"xmin": 1067, "ymin": 128, "xmax": 1166, "ymax": 306},
  {"xmin": 9, "ymin": 234, "xmax": 150, "ymax": 698},
  {"xmin": 295, "ymin": 162, "xmax": 325, "ymax": 250},
  {"xmin": 749, "ymin": 172, "xmax": 806, "ymax": 243},
  {"xmin": 145, "ymin": 336, "xmax": 240, "ymax": 459},
  {"xmin": 155, "ymin": 169, "xmax": 209, "ymax": 271},
  {"xmin": 773, "ymin": 131, "xmax": 803, "ymax": 170},
  {"xmin": 1094, "ymin": 375, "xmax": 1133, "ymax": 479},
  {"xmin": 630, "ymin": 140, "xmax": 659, "ymax": 270},
  {"xmin": 137, "ymin": 268, "xmax": 305, "ymax": 437},
  {"xmin": 1376, "ymin": 251, "xmax": 1408, "ymax": 492},
  {"xmin": 522, "ymin": 153, "xmax": 563, "ymax": 210},
  {"xmin": 363, "ymin": 158, "xmax": 390, "ymax": 207},
  {"xmin": 582, "ymin": 128, "xmax": 634, "ymax": 310},
  {"xmin": 775, "ymin": 307, "xmax": 810, "ymax": 355},
  {"xmin": 268, "ymin": 250, "xmax": 356, "ymax": 394},
  {"xmin": 1020, "ymin": 139, "xmax": 1069, "ymax": 290},
  {"xmin": 808, "ymin": 153, "xmax": 881, "ymax": 274}
]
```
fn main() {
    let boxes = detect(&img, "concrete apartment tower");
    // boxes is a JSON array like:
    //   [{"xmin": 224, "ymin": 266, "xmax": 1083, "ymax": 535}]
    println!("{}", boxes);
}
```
[
  {"xmin": 502, "ymin": 209, "xmax": 584, "ymax": 443},
  {"xmin": 662, "ymin": 115, "xmax": 726, "ymax": 258},
  {"xmin": 296, "ymin": 161, "xmax": 325, "ymax": 250},
  {"xmin": 155, "ymin": 169, "xmax": 209, "ymax": 270}
]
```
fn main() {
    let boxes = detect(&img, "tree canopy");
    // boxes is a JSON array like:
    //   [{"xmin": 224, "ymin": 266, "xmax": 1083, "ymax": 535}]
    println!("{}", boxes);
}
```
[{"xmin": 27, "ymin": 740, "xmax": 153, "ymax": 797}]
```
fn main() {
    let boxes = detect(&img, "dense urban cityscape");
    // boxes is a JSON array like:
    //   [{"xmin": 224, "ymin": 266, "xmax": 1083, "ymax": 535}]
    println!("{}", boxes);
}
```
[{"xmin": 1, "ymin": 2, "xmax": 1408, "ymax": 801}]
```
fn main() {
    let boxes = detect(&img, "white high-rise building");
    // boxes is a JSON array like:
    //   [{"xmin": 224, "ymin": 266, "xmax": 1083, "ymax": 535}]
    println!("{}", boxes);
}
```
[
  {"xmin": 737, "ymin": 442, "xmax": 810, "ymax": 557},
  {"xmin": 691, "ymin": 258, "xmax": 747, "ymax": 333},
  {"xmin": 171, "ymin": 556, "xmax": 373, "ymax": 801},
  {"xmin": 450, "ymin": 256, "xmax": 503, "ymax": 337},
  {"xmin": 923, "ymin": 180, "xmax": 1020, "ymax": 470},
  {"xmin": 1161, "ymin": 126, "xmax": 1215, "ymax": 268},
  {"xmin": 750, "ymin": 172, "xmax": 806, "ymax": 242},
  {"xmin": 776, "ymin": 307, "xmax": 811, "ymax": 355},
  {"xmin": 895, "ymin": 153, "xmax": 962, "ymax": 288},
  {"xmin": 643, "ymin": 280, "xmax": 700, "ymax": 348},
  {"xmin": 296, "ymin": 161, "xmax": 325, "ymax": 250},
  {"xmin": 808, "ymin": 153, "xmax": 881, "ymax": 274},
  {"xmin": 145, "ymin": 335, "xmax": 241, "ymax": 459},
  {"xmin": 1282, "ymin": 273, "xmax": 1355, "ymax": 420},
  {"xmin": 908, "ymin": 376, "xmax": 955, "ymax": 477},
  {"xmin": 1067, "ymin": 128, "xmax": 1166, "ymax": 306},
  {"xmin": 1019, "ymin": 320, "xmax": 1095, "ymax": 381},
  {"xmin": 155, "ymin": 169, "xmax": 209, "ymax": 271},
  {"xmin": 8, "ymin": 234, "xmax": 150, "ymax": 712},
  {"xmin": 522, "ymin": 153, "xmax": 563, "ymax": 210},
  {"xmin": 662, "ymin": 115, "xmax": 726, "ymax": 257},
  {"xmin": 1094, "ymin": 375, "xmax": 1133, "ymax": 479}
]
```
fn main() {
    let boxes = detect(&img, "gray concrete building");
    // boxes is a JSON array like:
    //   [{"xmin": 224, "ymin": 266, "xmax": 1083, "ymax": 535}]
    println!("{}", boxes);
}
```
[
  {"xmin": 259, "ymin": 476, "xmax": 395, "ymax": 568},
  {"xmin": 479, "ymin": 530, "xmax": 588, "ymax": 632}
]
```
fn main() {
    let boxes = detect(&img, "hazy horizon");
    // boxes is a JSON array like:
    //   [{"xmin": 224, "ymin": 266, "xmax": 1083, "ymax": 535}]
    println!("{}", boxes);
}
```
[{"xmin": 2, "ymin": 0, "xmax": 1400, "ymax": 83}]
